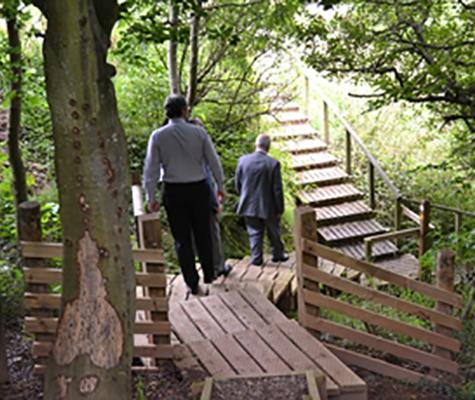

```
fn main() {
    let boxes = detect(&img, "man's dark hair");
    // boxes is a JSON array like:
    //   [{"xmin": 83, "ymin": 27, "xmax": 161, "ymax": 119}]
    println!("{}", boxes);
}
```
[{"xmin": 164, "ymin": 94, "xmax": 187, "ymax": 119}]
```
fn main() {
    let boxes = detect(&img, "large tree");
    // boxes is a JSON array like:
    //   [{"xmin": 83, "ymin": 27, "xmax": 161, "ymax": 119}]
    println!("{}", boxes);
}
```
[
  {"xmin": 31, "ymin": 1, "xmax": 135, "ymax": 398},
  {"xmin": 295, "ymin": 0, "xmax": 475, "ymax": 131}
]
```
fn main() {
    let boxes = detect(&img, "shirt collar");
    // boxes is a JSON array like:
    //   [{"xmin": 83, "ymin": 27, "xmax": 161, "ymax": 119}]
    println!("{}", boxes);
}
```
[
  {"xmin": 169, "ymin": 118, "xmax": 186, "ymax": 125},
  {"xmin": 256, "ymin": 149, "xmax": 267, "ymax": 155}
]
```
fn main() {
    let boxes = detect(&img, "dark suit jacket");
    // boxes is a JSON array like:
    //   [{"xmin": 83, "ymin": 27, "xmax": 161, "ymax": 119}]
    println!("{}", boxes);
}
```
[{"xmin": 235, "ymin": 150, "xmax": 284, "ymax": 220}]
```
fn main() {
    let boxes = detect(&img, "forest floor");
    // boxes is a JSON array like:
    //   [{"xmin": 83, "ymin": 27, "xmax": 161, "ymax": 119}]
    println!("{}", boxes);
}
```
[{"xmin": 3, "ymin": 326, "xmax": 455, "ymax": 400}]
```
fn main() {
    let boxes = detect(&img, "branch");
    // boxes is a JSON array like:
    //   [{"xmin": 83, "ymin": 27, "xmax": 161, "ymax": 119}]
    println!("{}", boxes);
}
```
[{"xmin": 203, "ymin": 0, "xmax": 263, "ymax": 12}]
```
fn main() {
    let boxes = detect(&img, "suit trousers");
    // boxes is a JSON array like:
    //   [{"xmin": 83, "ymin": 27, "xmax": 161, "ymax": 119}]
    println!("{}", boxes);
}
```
[
  {"xmin": 210, "ymin": 211, "xmax": 225, "ymax": 275},
  {"xmin": 244, "ymin": 216, "xmax": 285, "ymax": 265},
  {"xmin": 163, "ymin": 180, "xmax": 215, "ymax": 289}
]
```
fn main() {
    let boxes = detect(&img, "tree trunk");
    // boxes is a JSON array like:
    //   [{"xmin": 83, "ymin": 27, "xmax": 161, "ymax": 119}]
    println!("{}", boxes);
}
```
[
  {"xmin": 168, "ymin": 0, "xmax": 180, "ymax": 94},
  {"xmin": 7, "ymin": 13, "xmax": 28, "ymax": 205},
  {"xmin": 33, "ymin": 1, "xmax": 136, "ymax": 399},
  {"xmin": 186, "ymin": 0, "xmax": 202, "ymax": 110}
]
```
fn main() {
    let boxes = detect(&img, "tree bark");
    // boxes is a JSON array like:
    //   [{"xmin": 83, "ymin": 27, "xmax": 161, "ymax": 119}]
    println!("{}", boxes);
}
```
[
  {"xmin": 186, "ymin": 0, "xmax": 202, "ymax": 110},
  {"xmin": 7, "ymin": 13, "xmax": 28, "ymax": 206},
  {"xmin": 34, "ymin": 1, "xmax": 136, "ymax": 399},
  {"xmin": 168, "ymin": 0, "xmax": 180, "ymax": 94}
]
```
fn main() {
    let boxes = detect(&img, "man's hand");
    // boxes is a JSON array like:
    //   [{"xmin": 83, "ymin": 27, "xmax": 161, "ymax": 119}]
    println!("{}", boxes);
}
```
[
  {"xmin": 217, "ymin": 190, "xmax": 225, "ymax": 205},
  {"xmin": 148, "ymin": 199, "xmax": 160, "ymax": 213}
]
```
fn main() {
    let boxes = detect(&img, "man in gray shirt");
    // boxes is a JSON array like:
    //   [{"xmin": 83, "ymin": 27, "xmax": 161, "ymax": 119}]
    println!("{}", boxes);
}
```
[{"xmin": 143, "ymin": 94, "xmax": 225, "ymax": 296}]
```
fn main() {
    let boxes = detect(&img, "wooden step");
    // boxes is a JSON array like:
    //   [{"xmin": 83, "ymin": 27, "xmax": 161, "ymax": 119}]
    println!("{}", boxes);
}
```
[
  {"xmin": 318, "ymin": 219, "xmax": 388, "ymax": 244},
  {"xmin": 315, "ymin": 201, "xmax": 373, "ymax": 226},
  {"xmin": 291, "ymin": 153, "xmax": 339, "ymax": 170},
  {"xmin": 299, "ymin": 184, "xmax": 363, "ymax": 206},
  {"xmin": 270, "ymin": 124, "xmax": 318, "ymax": 140},
  {"xmin": 274, "ymin": 111, "xmax": 309, "ymax": 126},
  {"xmin": 271, "ymin": 102, "xmax": 299, "ymax": 113},
  {"xmin": 279, "ymin": 138, "xmax": 328, "ymax": 154},
  {"xmin": 336, "ymin": 240, "xmax": 399, "ymax": 260},
  {"xmin": 298, "ymin": 167, "xmax": 349, "ymax": 186}
]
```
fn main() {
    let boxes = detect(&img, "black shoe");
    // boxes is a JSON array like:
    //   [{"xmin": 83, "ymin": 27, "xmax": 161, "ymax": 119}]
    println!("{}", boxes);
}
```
[
  {"xmin": 272, "ymin": 253, "xmax": 289, "ymax": 263},
  {"xmin": 186, "ymin": 284, "xmax": 209, "ymax": 300},
  {"xmin": 217, "ymin": 263, "xmax": 233, "ymax": 277},
  {"xmin": 251, "ymin": 259, "xmax": 263, "ymax": 266}
]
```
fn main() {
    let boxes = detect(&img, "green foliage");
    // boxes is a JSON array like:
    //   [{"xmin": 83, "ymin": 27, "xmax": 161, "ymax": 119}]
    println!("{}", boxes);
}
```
[{"xmin": 295, "ymin": 0, "xmax": 475, "ymax": 172}]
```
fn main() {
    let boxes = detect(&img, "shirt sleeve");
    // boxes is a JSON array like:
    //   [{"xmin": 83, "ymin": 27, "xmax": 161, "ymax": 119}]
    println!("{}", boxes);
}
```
[
  {"xmin": 143, "ymin": 132, "xmax": 161, "ymax": 202},
  {"xmin": 202, "ymin": 132, "xmax": 225, "ymax": 192},
  {"xmin": 272, "ymin": 161, "xmax": 284, "ymax": 215}
]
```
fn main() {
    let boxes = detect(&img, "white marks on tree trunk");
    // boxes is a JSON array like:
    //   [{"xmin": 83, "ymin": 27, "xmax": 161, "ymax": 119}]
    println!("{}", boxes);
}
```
[
  {"xmin": 53, "ymin": 230, "xmax": 123, "ymax": 369},
  {"xmin": 79, "ymin": 375, "xmax": 99, "ymax": 394},
  {"xmin": 56, "ymin": 375, "xmax": 72, "ymax": 399}
]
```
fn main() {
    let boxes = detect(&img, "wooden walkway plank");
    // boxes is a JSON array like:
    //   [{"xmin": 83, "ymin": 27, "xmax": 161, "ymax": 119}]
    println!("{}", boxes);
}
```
[
  {"xmin": 255, "ymin": 325, "xmax": 340, "ymax": 395},
  {"xmin": 241, "ymin": 265, "xmax": 263, "ymax": 281},
  {"xmin": 212, "ymin": 334, "xmax": 263, "ymax": 375},
  {"xmin": 169, "ymin": 303, "xmax": 205, "ymax": 343},
  {"xmin": 184, "ymin": 298, "xmax": 227, "ymax": 340},
  {"xmin": 199, "ymin": 295, "xmax": 247, "ymax": 334},
  {"xmin": 277, "ymin": 321, "xmax": 366, "ymax": 392},
  {"xmin": 218, "ymin": 291, "xmax": 268, "ymax": 330},
  {"xmin": 233, "ymin": 329, "xmax": 290, "ymax": 374},
  {"xmin": 238, "ymin": 288, "xmax": 288, "ymax": 325},
  {"xmin": 188, "ymin": 340, "xmax": 236, "ymax": 378}
]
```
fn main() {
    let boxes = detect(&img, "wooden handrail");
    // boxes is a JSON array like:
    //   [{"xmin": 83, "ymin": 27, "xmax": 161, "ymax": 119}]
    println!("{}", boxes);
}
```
[
  {"xmin": 313, "ymin": 85, "xmax": 400, "ymax": 197},
  {"xmin": 403, "ymin": 197, "xmax": 475, "ymax": 218},
  {"xmin": 364, "ymin": 227, "xmax": 420, "ymax": 261}
]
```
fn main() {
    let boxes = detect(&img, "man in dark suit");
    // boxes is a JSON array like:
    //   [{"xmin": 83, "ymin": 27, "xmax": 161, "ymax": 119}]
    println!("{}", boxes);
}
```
[{"xmin": 236, "ymin": 134, "xmax": 288, "ymax": 266}]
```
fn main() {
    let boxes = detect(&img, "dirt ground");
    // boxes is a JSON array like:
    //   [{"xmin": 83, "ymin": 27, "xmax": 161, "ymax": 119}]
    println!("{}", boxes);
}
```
[{"xmin": 2, "ymin": 329, "xmax": 458, "ymax": 400}]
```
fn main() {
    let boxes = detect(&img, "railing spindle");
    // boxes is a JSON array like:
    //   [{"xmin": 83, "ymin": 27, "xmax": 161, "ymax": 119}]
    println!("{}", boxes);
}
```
[
  {"xmin": 369, "ymin": 162, "xmax": 376, "ymax": 209},
  {"xmin": 345, "ymin": 129, "xmax": 352, "ymax": 175},
  {"xmin": 323, "ymin": 101, "xmax": 329, "ymax": 144}
]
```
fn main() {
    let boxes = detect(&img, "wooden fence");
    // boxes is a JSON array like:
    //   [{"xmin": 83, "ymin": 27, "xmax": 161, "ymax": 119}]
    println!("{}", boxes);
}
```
[
  {"xmin": 294, "ymin": 206, "xmax": 463, "ymax": 383},
  {"xmin": 18, "ymin": 199, "xmax": 172, "ymax": 374}
]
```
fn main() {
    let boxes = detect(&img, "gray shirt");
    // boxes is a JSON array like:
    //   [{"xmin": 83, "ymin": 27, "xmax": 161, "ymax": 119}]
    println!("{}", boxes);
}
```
[{"xmin": 143, "ymin": 118, "xmax": 224, "ymax": 201}]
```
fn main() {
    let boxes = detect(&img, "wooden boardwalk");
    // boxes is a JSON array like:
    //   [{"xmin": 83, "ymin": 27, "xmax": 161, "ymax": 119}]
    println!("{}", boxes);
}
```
[
  {"xmin": 168, "ymin": 255, "xmax": 298, "ymax": 309},
  {"xmin": 170, "ymin": 288, "xmax": 367, "ymax": 399}
]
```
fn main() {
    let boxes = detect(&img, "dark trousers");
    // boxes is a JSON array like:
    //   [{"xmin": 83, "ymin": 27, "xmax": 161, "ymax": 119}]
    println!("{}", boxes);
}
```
[
  {"xmin": 163, "ymin": 181, "xmax": 215, "ymax": 288},
  {"xmin": 244, "ymin": 216, "xmax": 285, "ymax": 265}
]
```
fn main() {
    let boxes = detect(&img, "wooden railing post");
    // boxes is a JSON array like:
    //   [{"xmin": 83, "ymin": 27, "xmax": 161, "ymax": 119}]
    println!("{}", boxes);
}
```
[
  {"xmin": 368, "ymin": 162, "xmax": 376, "ymax": 210},
  {"xmin": 294, "ymin": 207, "xmax": 319, "ymax": 325},
  {"xmin": 18, "ymin": 201, "xmax": 53, "ymax": 365},
  {"xmin": 304, "ymin": 75, "xmax": 309, "ymax": 116},
  {"xmin": 454, "ymin": 212, "xmax": 463, "ymax": 233},
  {"xmin": 323, "ymin": 101, "xmax": 329, "ymax": 144},
  {"xmin": 432, "ymin": 250, "xmax": 456, "ymax": 375},
  {"xmin": 419, "ymin": 200, "xmax": 431, "ymax": 261},
  {"xmin": 345, "ymin": 129, "xmax": 352, "ymax": 175},
  {"xmin": 394, "ymin": 197, "xmax": 402, "ymax": 247}
]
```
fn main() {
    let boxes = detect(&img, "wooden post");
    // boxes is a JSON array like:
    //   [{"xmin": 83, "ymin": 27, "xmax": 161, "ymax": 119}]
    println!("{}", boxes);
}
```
[
  {"xmin": 137, "ymin": 214, "xmax": 169, "ymax": 357},
  {"xmin": 345, "ymin": 129, "xmax": 352, "ymax": 175},
  {"xmin": 419, "ymin": 200, "xmax": 431, "ymax": 260},
  {"xmin": 304, "ymin": 76, "xmax": 309, "ymax": 116},
  {"xmin": 18, "ymin": 201, "xmax": 52, "ymax": 366},
  {"xmin": 323, "ymin": 101, "xmax": 329, "ymax": 144},
  {"xmin": 432, "ymin": 250, "xmax": 456, "ymax": 373},
  {"xmin": 454, "ymin": 212, "xmax": 463, "ymax": 233},
  {"xmin": 368, "ymin": 162, "xmax": 376, "ymax": 209},
  {"xmin": 294, "ymin": 207, "xmax": 319, "ymax": 326}
]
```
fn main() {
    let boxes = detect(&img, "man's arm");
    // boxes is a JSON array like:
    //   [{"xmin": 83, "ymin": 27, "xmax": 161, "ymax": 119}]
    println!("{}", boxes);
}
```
[
  {"xmin": 143, "ymin": 132, "xmax": 161, "ymax": 209},
  {"xmin": 272, "ymin": 161, "xmax": 284, "ymax": 216},
  {"xmin": 202, "ymin": 132, "xmax": 225, "ymax": 196}
]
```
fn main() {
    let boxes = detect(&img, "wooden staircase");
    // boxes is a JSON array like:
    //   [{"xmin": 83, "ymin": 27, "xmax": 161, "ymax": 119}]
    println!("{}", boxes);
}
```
[{"xmin": 269, "ymin": 103, "xmax": 401, "ymax": 264}]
